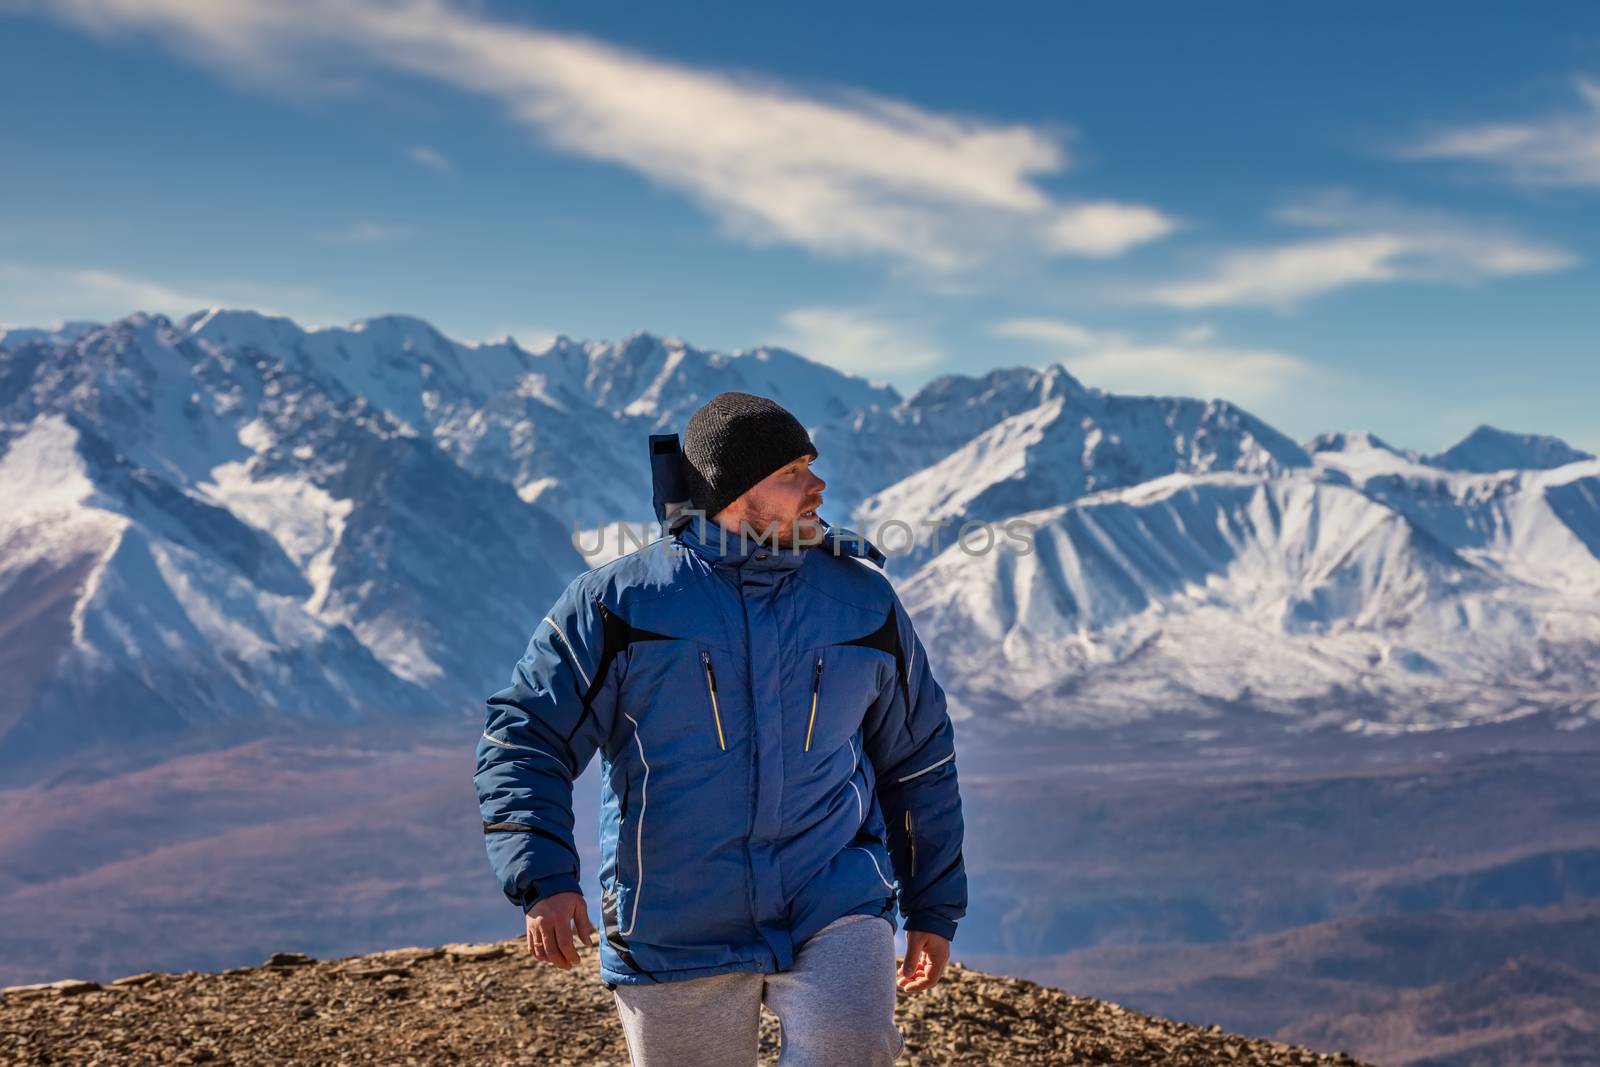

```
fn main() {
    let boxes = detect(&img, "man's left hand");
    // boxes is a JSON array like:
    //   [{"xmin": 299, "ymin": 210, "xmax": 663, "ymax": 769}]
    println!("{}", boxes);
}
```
[{"xmin": 897, "ymin": 930, "xmax": 950, "ymax": 992}]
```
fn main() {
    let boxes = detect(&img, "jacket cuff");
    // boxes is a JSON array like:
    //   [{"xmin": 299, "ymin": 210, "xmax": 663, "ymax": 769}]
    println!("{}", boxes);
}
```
[
  {"xmin": 520, "ymin": 872, "xmax": 583, "ymax": 912},
  {"xmin": 904, "ymin": 913, "xmax": 957, "ymax": 941}
]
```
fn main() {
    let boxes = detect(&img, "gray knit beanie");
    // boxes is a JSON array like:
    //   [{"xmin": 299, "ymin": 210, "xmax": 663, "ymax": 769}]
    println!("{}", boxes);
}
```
[{"xmin": 681, "ymin": 391, "xmax": 818, "ymax": 520}]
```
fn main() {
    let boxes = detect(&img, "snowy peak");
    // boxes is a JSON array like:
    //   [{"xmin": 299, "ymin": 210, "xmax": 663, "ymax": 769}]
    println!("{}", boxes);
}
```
[
  {"xmin": 182, "ymin": 307, "xmax": 308, "ymax": 353},
  {"xmin": 345, "ymin": 312, "xmax": 455, "ymax": 348},
  {"xmin": 572, "ymin": 328, "xmax": 899, "ymax": 429},
  {"xmin": 806, "ymin": 362, "xmax": 1090, "ymax": 519},
  {"xmin": 855, "ymin": 388, "xmax": 1311, "ymax": 562},
  {"xmin": 1425, "ymin": 424, "xmax": 1595, "ymax": 473},
  {"xmin": 906, "ymin": 361, "xmax": 1083, "ymax": 413},
  {"xmin": 724, "ymin": 343, "xmax": 902, "ymax": 424},
  {"xmin": 1305, "ymin": 430, "xmax": 1415, "ymax": 459},
  {"xmin": 1304, "ymin": 430, "xmax": 1427, "ymax": 482}
]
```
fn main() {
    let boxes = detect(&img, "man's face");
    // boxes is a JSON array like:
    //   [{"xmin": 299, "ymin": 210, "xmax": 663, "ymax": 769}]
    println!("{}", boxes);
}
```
[{"xmin": 715, "ymin": 455, "xmax": 826, "ymax": 549}]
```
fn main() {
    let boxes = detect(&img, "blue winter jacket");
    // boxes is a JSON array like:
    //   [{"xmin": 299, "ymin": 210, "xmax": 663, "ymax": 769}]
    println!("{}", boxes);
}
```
[{"xmin": 473, "ymin": 460, "xmax": 968, "ymax": 988}]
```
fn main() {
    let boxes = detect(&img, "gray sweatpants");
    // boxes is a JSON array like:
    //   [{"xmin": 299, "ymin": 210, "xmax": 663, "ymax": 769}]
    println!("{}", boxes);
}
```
[{"xmin": 612, "ymin": 912, "xmax": 905, "ymax": 1066}]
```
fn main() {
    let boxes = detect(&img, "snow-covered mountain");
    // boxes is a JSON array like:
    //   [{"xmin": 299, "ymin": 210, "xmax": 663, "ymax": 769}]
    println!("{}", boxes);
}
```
[
  {"xmin": 807, "ymin": 364, "xmax": 1083, "ymax": 519},
  {"xmin": 855, "ymin": 384, "xmax": 1310, "ymax": 567},
  {"xmin": 0, "ymin": 312, "xmax": 594, "ymax": 766},
  {"xmin": 3, "ymin": 306, "xmax": 1598, "ymax": 766},
  {"xmin": 0, "ymin": 411, "xmax": 433, "ymax": 764},
  {"xmin": 174, "ymin": 309, "xmax": 896, "ymax": 527},
  {"xmin": 901, "ymin": 466, "xmax": 1600, "ymax": 731},
  {"xmin": 1424, "ymin": 424, "xmax": 1594, "ymax": 473},
  {"xmin": 882, "ymin": 407, "xmax": 1600, "ymax": 731},
  {"xmin": 0, "ymin": 309, "xmax": 899, "ymax": 765}
]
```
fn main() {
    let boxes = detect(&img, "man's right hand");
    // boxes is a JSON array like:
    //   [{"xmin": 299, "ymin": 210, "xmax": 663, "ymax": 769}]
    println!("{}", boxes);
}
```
[{"xmin": 524, "ymin": 891, "xmax": 599, "ymax": 968}]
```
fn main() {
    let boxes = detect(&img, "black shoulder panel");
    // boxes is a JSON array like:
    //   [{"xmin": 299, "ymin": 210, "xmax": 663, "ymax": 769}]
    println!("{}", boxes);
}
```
[
  {"xmin": 837, "ymin": 604, "xmax": 911, "ymax": 714},
  {"xmin": 625, "ymin": 624, "xmax": 682, "ymax": 643},
  {"xmin": 568, "ymin": 601, "xmax": 688, "ymax": 744}
]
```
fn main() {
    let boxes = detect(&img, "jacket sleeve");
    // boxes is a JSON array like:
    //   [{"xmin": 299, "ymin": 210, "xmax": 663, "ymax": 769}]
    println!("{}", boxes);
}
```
[
  {"xmin": 861, "ymin": 584, "xmax": 968, "ymax": 941},
  {"xmin": 474, "ymin": 574, "xmax": 619, "ymax": 914}
]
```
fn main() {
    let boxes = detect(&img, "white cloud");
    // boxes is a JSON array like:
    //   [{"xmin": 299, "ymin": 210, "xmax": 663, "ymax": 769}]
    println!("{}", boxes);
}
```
[
  {"xmin": 313, "ymin": 220, "xmax": 418, "ymax": 244},
  {"xmin": 1149, "ymin": 233, "xmax": 1407, "ymax": 309},
  {"xmin": 986, "ymin": 317, "xmax": 1102, "ymax": 348},
  {"xmin": 0, "ymin": 263, "xmax": 211, "ymax": 319},
  {"xmin": 408, "ymin": 144, "xmax": 452, "ymax": 172},
  {"xmin": 0, "ymin": 261, "xmax": 324, "ymax": 326},
  {"xmin": 1404, "ymin": 76, "xmax": 1600, "ymax": 188},
  {"xmin": 1142, "ymin": 191, "xmax": 1575, "ymax": 309},
  {"xmin": 990, "ymin": 316, "xmax": 1319, "ymax": 405},
  {"xmin": 32, "ymin": 0, "xmax": 1175, "ymax": 272},
  {"xmin": 1064, "ymin": 341, "xmax": 1314, "ymax": 404},
  {"xmin": 1174, "ymin": 322, "xmax": 1215, "ymax": 344},
  {"xmin": 774, "ymin": 307, "xmax": 945, "ymax": 374},
  {"xmin": 1044, "ymin": 201, "xmax": 1179, "ymax": 257}
]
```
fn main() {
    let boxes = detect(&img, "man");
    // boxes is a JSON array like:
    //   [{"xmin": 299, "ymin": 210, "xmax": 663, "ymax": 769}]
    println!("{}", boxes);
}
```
[{"xmin": 474, "ymin": 391, "xmax": 967, "ymax": 1066}]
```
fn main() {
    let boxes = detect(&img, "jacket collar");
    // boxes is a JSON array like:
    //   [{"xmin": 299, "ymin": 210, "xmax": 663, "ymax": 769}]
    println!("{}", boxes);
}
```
[{"xmin": 671, "ymin": 512, "xmax": 885, "ymax": 571}]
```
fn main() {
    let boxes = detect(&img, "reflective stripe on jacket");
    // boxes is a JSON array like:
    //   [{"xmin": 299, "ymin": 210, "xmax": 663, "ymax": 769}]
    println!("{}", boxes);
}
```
[{"xmin": 474, "ymin": 509, "xmax": 968, "ymax": 986}]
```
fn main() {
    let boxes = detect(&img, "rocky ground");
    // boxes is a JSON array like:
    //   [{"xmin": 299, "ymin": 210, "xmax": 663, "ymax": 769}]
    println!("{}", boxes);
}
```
[{"xmin": 1, "ymin": 939, "xmax": 1375, "ymax": 1065}]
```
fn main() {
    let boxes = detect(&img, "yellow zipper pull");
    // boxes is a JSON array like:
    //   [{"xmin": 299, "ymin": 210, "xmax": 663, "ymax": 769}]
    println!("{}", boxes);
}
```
[
  {"xmin": 701, "ymin": 649, "xmax": 726, "ymax": 751},
  {"xmin": 804, "ymin": 654, "xmax": 823, "ymax": 752}
]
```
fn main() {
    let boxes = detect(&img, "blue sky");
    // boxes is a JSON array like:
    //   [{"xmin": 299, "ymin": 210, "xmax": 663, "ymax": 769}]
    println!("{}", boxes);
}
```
[{"xmin": 3, "ymin": 0, "xmax": 1598, "ymax": 452}]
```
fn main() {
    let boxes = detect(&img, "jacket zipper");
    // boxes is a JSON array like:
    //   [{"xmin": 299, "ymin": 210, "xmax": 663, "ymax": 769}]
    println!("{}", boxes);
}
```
[
  {"xmin": 908, "ymin": 811, "xmax": 918, "ymax": 877},
  {"xmin": 804, "ymin": 654, "xmax": 823, "ymax": 752},
  {"xmin": 701, "ymin": 648, "xmax": 726, "ymax": 751}
]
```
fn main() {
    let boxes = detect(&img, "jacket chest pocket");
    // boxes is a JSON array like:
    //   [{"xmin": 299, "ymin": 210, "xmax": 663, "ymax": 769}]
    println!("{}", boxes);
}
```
[
  {"xmin": 799, "ymin": 646, "xmax": 883, "ymax": 757},
  {"xmin": 617, "ymin": 639, "xmax": 733, "ymax": 762}
]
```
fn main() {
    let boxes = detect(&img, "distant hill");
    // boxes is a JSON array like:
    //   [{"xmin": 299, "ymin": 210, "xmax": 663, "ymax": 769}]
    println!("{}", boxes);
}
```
[{"xmin": 968, "ymin": 901, "xmax": 1600, "ymax": 1067}]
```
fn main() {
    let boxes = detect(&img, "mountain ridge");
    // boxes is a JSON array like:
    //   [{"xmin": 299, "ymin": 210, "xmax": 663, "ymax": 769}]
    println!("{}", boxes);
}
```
[{"xmin": 3, "ymin": 306, "xmax": 1599, "ymax": 766}]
